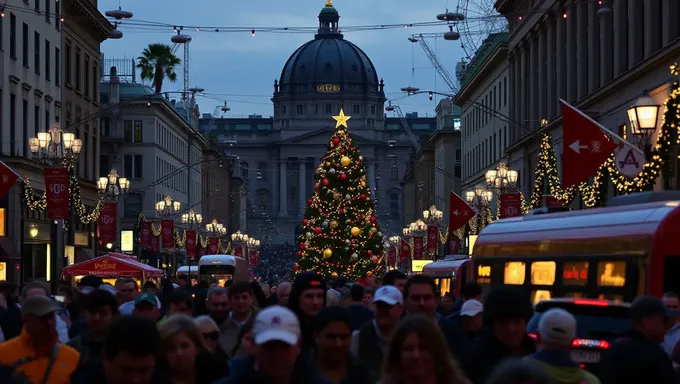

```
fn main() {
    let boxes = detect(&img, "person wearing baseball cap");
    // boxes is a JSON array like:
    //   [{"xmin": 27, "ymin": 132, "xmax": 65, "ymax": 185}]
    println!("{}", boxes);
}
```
[
  {"xmin": 132, "ymin": 293, "xmax": 160, "ymax": 322},
  {"xmin": 0, "ymin": 295, "xmax": 80, "ymax": 383},
  {"xmin": 526, "ymin": 308, "xmax": 600, "ymax": 384},
  {"xmin": 350, "ymin": 285, "xmax": 404, "ymax": 383},
  {"xmin": 220, "ymin": 305, "xmax": 318, "ymax": 384},
  {"xmin": 460, "ymin": 299, "xmax": 484, "ymax": 340}
]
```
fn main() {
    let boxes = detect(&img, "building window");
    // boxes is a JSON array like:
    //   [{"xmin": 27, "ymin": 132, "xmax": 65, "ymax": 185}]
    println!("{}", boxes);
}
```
[
  {"xmin": 9, "ymin": 13, "xmax": 16, "ymax": 59},
  {"xmin": 296, "ymin": 105, "xmax": 304, "ymax": 115},
  {"xmin": 257, "ymin": 162, "xmax": 267, "ymax": 179},
  {"xmin": 352, "ymin": 104, "xmax": 360, "ymax": 114},
  {"xmin": 64, "ymin": 43, "xmax": 71, "ymax": 84},
  {"xmin": 0, "ymin": 14, "xmax": 3, "ymax": 51},
  {"xmin": 22, "ymin": 23, "xmax": 28, "ymax": 67},
  {"xmin": 390, "ymin": 192, "xmax": 399, "ymax": 217},
  {"xmin": 240, "ymin": 162, "xmax": 248, "ymax": 179},
  {"xmin": 45, "ymin": 0, "xmax": 50, "ymax": 23},
  {"xmin": 370, "ymin": 105, "xmax": 376, "ymax": 115},
  {"xmin": 325, "ymin": 104, "xmax": 332, "ymax": 114},
  {"xmin": 20, "ymin": 99, "xmax": 27, "ymax": 156},
  {"xmin": 9, "ymin": 94, "xmax": 16, "ymax": 156},
  {"xmin": 100, "ymin": 154, "xmax": 110, "ymax": 177},
  {"xmin": 133, "ymin": 120, "xmax": 142, "ymax": 142},
  {"xmin": 123, "ymin": 155, "xmax": 143, "ymax": 179},
  {"xmin": 123, "ymin": 120, "xmax": 133, "ymax": 142},
  {"xmin": 34, "ymin": 32, "xmax": 40, "ymax": 74},
  {"xmin": 33, "ymin": 105, "xmax": 40, "ymax": 153},
  {"xmin": 92, "ymin": 62, "xmax": 98, "ymax": 102},
  {"xmin": 100, "ymin": 117, "xmax": 110, "ymax": 136},
  {"xmin": 54, "ymin": 47, "xmax": 58, "ymax": 85},
  {"xmin": 124, "ymin": 194, "xmax": 142, "ymax": 217},
  {"xmin": 504, "ymin": 77, "xmax": 507, "ymax": 106},
  {"xmin": 75, "ymin": 49, "xmax": 81, "ymax": 90},
  {"xmin": 54, "ymin": 0, "xmax": 59, "ymax": 30},
  {"xmin": 84, "ymin": 55, "xmax": 90, "ymax": 98},
  {"xmin": 391, "ymin": 165, "xmax": 398, "ymax": 181}
]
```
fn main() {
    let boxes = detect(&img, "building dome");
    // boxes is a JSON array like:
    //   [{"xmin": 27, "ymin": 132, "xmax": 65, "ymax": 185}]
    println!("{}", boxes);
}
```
[{"xmin": 277, "ymin": 1, "xmax": 381, "ymax": 96}]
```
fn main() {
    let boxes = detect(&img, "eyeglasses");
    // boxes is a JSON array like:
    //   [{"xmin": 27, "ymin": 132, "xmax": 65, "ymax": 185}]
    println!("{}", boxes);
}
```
[{"xmin": 203, "ymin": 331, "xmax": 220, "ymax": 341}]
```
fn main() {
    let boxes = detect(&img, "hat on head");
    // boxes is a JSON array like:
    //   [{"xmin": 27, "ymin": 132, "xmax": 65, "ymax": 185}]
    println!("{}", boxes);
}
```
[
  {"xmin": 78, "ymin": 275, "xmax": 103, "ymax": 289},
  {"xmin": 134, "ymin": 292, "xmax": 158, "ymax": 307},
  {"xmin": 21, "ymin": 295, "xmax": 61, "ymax": 317},
  {"xmin": 372, "ymin": 285, "xmax": 403, "ymax": 306},
  {"xmin": 538, "ymin": 308, "xmax": 576, "ymax": 346},
  {"xmin": 460, "ymin": 299, "xmax": 484, "ymax": 317},
  {"xmin": 253, "ymin": 305, "xmax": 300, "ymax": 346},
  {"xmin": 293, "ymin": 271, "xmax": 326, "ymax": 292},
  {"xmin": 631, "ymin": 296, "xmax": 678, "ymax": 321}
]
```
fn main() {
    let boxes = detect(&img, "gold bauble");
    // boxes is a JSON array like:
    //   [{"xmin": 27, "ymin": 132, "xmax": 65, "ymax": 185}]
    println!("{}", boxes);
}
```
[
  {"xmin": 351, "ymin": 227, "xmax": 361, "ymax": 236},
  {"xmin": 340, "ymin": 156, "xmax": 351, "ymax": 167},
  {"xmin": 330, "ymin": 220, "xmax": 338, "ymax": 228},
  {"xmin": 323, "ymin": 248, "xmax": 333, "ymax": 259},
  {"xmin": 360, "ymin": 181, "xmax": 366, "ymax": 187},
  {"xmin": 331, "ymin": 272, "xmax": 338, "ymax": 278}
]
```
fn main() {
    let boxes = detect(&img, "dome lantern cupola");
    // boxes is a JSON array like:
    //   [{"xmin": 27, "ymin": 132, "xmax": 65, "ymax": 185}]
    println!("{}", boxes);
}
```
[{"xmin": 317, "ymin": 0, "xmax": 341, "ymax": 38}]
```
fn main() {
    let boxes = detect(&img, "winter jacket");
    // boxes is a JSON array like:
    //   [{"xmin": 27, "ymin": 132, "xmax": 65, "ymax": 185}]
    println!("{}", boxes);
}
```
[
  {"xmin": 215, "ymin": 355, "xmax": 319, "ymax": 384},
  {"xmin": 599, "ymin": 329, "xmax": 676, "ymax": 384},
  {"xmin": 459, "ymin": 329, "xmax": 536, "ymax": 384},
  {"xmin": 527, "ymin": 350, "xmax": 601, "ymax": 384}
]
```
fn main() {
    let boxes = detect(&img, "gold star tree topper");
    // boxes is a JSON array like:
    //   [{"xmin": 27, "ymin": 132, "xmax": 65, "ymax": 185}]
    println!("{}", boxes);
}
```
[{"xmin": 332, "ymin": 109, "xmax": 351, "ymax": 129}]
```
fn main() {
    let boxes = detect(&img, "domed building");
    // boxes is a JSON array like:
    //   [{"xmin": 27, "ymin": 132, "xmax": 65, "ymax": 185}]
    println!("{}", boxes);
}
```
[{"xmin": 199, "ymin": 1, "xmax": 437, "ymax": 243}]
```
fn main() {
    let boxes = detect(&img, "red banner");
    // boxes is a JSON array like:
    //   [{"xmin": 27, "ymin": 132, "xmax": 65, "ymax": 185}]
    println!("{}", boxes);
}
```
[
  {"xmin": 151, "ymin": 234, "xmax": 159, "ymax": 252},
  {"xmin": 233, "ymin": 245, "xmax": 243, "ymax": 257},
  {"xmin": 400, "ymin": 240, "xmax": 410, "ymax": 260},
  {"xmin": 185, "ymin": 231, "xmax": 197, "ymax": 260},
  {"xmin": 140, "ymin": 221, "xmax": 152, "ymax": 250},
  {"xmin": 208, "ymin": 238, "xmax": 219, "ymax": 254},
  {"xmin": 161, "ymin": 220, "xmax": 174, "ymax": 248},
  {"xmin": 249, "ymin": 250, "xmax": 258, "ymax": 266},
  {"xmin": 413, "ymin": 236, "xmax": 424, "ymax": 260},
  {"xmin": 44, "ymin": 168, "xmax": 69, "ymax": 219},
  {"xmin": 0, "ymin": 161, "xmax": 18, "ymax": 200},
  {"xmin": 426, "ymin": 226, "xmax": 438, "ymax": 253},
  {"xmin": 448, "ymin": 236, "xmax": 459, "ymax": 254},
  {"xmin": 388, "ymin": 246, "xmax": 397, "ymax": 267},
  {"xmin": 98, "ymin": 203, "xmax": 117, "ymax": 244},
  {"xmin": 499, "ymin": 193, "xmax": 522, "ymax": 219}
]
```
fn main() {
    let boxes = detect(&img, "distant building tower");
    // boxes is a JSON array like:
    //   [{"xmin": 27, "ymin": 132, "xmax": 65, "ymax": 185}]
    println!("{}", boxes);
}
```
[{"xmin": 455, "ymin": 60, "xmax": 468, "ymax": 83}]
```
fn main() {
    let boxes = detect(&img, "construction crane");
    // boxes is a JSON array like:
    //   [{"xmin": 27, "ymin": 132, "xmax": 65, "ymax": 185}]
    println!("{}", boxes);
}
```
[
  {"xmin": 205, "ymin": 101, "xmax": 231, "ymax": 133},
  {"xmin": 408, "ymin": 31, "xmax": 459, "ymax": 95},
  {"xmin": 385, "ymin": 102, "xmax": 421, "ymax": 153}
]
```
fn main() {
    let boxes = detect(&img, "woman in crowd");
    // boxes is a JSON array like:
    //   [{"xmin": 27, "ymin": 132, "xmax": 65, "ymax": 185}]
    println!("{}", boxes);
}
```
[
  {"xmin": 157, "ymin": 315, "xmax": 226, "ymax": 383},
  {"xmin": 194, "ymin": 315, "xmax": 231, "ymax": 364},
  {"xmin": 230, "ymin": 319, "xmax": 255, "ymax": 359},
  {"xmin": 381, "ymin": 315, "xmax": 470, "ymax": 384}
]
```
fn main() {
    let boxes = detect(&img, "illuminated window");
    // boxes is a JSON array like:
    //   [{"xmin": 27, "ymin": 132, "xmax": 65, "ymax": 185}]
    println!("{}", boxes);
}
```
[
  {"xmin": 504, "ymin": 262, "xmax": 526, "ymax": 285},
  {"xmin": 563, "ymin": 261, "xmax": 589, "ymax": 286},
  {"xmin": 598, "ymin": 294, "xmax": 624, "ymax": 302},
  {"xmin": 597, "ymin": 261, "xmax": 626, "ymax": 287},
  {"xmin": 564, "ymin": 292, "xmax": 586, "ymax": 298},
  {"xmin": 0, "ymin": 208, "xmax": 5, "ymax": 236},
  {"xmin": 531, "ymin": 261, "xmax": 556, "ymax": 285},
  {"xmin": 478, "ymin": 265, "xmax": 491, "ymax": 277},
  {"xmin": 531, "ymin": 290, "xmax": 552, "ymax": 304}
]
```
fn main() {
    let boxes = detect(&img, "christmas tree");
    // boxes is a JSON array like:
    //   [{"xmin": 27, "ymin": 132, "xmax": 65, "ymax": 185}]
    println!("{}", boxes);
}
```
[{"xmin": 294, "ymin": 109, "xmax": 385, "ymax": 280}]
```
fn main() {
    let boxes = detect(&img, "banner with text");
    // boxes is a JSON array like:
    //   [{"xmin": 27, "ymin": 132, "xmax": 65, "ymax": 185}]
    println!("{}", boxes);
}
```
[
  {"xmin": 98, "ymin": 203, "xmax": 117, "ymax": 244},
  {"xmin": 208, "ymin": 238, "xmax": 219, "ymax": 254},
  {"xmin": 185, "ymin": 231, "xmax": 197, "ymax": 260},
  {"xmin": 499, "ymin": 193, "xmax": 522, "ymax": 219},
  {"xmin": 400, "ymin": 240, "xmax": 410, "ymax": 260},
  {"xmin": 413, "ymin": 236, "xmax": 424, "ymax": 260},
  {"xmin": 448, "ymin": 236, "xmax": 459, "ymax": 255},
  {"xmin": 140, "ymin": 221, "xmax": 152, "ymax": 250},
  {"xmin": 151, "ymin": 234, "xmax": 159, "ymax": 252},
  {"xmin": 426, "ymin": 226, "xmax": 438, "ymax": 253},
  {"xmin": 161, "ymin": 220, "xmax": 174, "ymax": 248},
  {"xmin": 44, "ymin": 168, "xmax": 69, "ymax": 219},
  {"xmin": 388, "ymin": 246, "xmax": 397, "ymax": 267},
  {"xmin": 234, "ymin": 245, "xmax": 243, "ymax": 257}
]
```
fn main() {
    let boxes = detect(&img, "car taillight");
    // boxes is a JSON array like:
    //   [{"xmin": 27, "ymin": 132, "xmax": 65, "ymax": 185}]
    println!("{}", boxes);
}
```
[
  {"xmin": 571, "ymin": 338, "xmax": 610, "ymax": 349},
  {"xmin": 528, "ymin": 333, "xmax": 538, "ymax": 340},
  {"xmin": 573, "ymin": 299, "xmax": 609, "ymax": 306}
]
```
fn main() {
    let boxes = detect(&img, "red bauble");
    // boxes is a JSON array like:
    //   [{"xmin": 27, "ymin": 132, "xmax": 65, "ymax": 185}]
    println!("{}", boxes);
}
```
[
  {"xmin": 303, "ymin": 218, "xmax": 309, "ymax": 225},
  {"xmin": 359, "ymin": 214, "xmax": 365, "ymax": 219},
  {"xmin": 360, "ymin": 194, "xmax": 367, "ymax": 199},
  {"xmin": 293, "ymin": 264, "xmax": 299, "ymax": 272},
  {"xmin": 322, "ymin": 178, "xmax": 329, "ymax": 186},
  {"xmin": 332, "ymin": 137, "xmax": 340, "ymax": 146},
  {"xmin": 297, "ymin": 251, "xmax": 302, "ymax": 257},
  {"xmin": 370, "ymin": 216, "xmax": 376, "ymax": 223},
  {"xmin": 356, "ymin": 160, "xmax": 360, "ymax": 165},
  {"xmin": 339, "ymin": 173, "xmax": 347, "ymax": 180},
  {"xmin": 368, "ymin": 250, "xmax": 373, "ymax": 255},
  {"xmin": 338, "ymin": 208, "xmax": 344, "ymax": 214},
  {"xmin": 308, "ymin": 199, "xmax": 313, "ymax": 205},
  {"xmin": 314, "ymin": 227, "xmax": 322, "ymax": 235},
  {"xmin": 299, "ymin": 242, "xmax": 305, "ymax": 250}
]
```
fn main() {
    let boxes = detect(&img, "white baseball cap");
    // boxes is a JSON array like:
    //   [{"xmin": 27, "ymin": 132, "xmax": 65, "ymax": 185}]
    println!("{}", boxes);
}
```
[
  {"xmin": 372, "ymin": 285, "xmax": 403, "ymax": 306},
  {"xmin": 538, "ymin": 308, "xmax": 576, "ymax": 346},
  {"xmin": 253, "ymin": 305, "xmax": 301, "ymax": 346},
  {"xmin": 460, "ymin": 299, "xmax": 483, "ymax": 317}
]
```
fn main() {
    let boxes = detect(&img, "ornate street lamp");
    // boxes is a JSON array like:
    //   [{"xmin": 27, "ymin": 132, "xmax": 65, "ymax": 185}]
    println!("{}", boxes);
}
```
[
  {"xmin": 155, "ymin": 195, "xmax": 181, "ymax": 217},
  {"xmin": 485, "ymin": 163, "xmax": 518, "ymax": 191},
  {"xmin": 205, "ymin": 219, "xmax": 226, "ymax": 237},
  {"xmin": 466, "ymin": 185, "xmax": 493, "ymax": 235},
  {"xmin": 231, "ymin": 230, "xmax": 249, "ymax": 257},
  {"xmin": 29, "ymin": 123, "xmax": 83, "ymax": 166},
  {"xmin": 627, "ymin": 91, "xmax": 660, "ymax": 141},
  {"xmin": 97, "ymin": 169, "xmax": 130, "ymax": 201},
  {"xmin": 181, "ymin": 209, "xmax": 203, "ymax": 230},
  {"xmin": 422, "ymin": 205, "xmax": 443, "ymax": 258}
]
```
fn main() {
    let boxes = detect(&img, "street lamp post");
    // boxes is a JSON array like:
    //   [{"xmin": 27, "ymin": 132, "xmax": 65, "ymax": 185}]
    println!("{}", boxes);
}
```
[
  {"xmin": 408, "ymin": 219, "xmax": 427, "ymax": 260},
  {"xmin": 388, "ymin": 235, "xmax": 401, "ymax": 269},
  {"xmin": 485, "ymin": 163, "xmax": 519, "ymax": 217},
  {"xmin": 465, "ymin": 185, "xmax": 493, "ymax": 235},
  {"xmin": 96, "ymin": 169, "xmax": 130, "ymax": 254},
  {"xmin": 230, "ymin": 230, "xmax": 249, "ymax": 258},
  {"xmin": 246, "ymin": 237, "xmax": 261, "ymax": 267},
  {"xmin": 627, "ymin": 91, "xmax": 661, "ymax": 162},
  {"xmin": 181, "ymin": 209, "xmax": 202, "ymax": 270},
  {"xmin": 29, "ymin": 122, "xmax": 84, "ymax": 280},
  {"xmin": 155, "ymin": 195, "xmax": 181, "ymax": 274},
  {"xmin": 422, "ymin": 205, "xmax": 443, "ymax": 258}
]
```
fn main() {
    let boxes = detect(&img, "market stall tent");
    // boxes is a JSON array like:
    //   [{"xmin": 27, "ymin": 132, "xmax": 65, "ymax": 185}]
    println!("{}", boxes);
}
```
[{"xmin": 62, "ymin": 253, "xmax": 164, "ymax": 280}]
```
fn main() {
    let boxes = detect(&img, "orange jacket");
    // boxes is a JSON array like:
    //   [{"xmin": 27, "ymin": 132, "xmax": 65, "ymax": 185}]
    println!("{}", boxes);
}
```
[{"xmin": 0, "ymin": 329, "xmax": 80, "ymax": 384}]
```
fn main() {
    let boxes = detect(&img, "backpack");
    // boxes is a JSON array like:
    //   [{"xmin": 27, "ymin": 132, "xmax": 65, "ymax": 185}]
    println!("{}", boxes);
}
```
[{"xmin": 0, "ymin": 344, "xmax": 60, "ymax": 384}]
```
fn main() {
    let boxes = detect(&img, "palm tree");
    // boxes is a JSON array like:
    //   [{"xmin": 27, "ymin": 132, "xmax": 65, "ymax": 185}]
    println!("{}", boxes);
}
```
[{"xmin": 136, "ymin": 43, "xmax": 181, "ymax": 94}]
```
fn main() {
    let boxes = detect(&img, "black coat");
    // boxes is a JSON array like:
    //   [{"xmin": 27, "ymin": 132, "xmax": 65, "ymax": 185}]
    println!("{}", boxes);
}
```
[{"xmin": 599, "ymin": 329, "xmax": 676, "ymax": 384}]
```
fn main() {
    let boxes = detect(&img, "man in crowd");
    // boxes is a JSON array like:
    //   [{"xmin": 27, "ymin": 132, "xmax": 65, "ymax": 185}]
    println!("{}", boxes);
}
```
[
  {"xmin": 346, "ymin": 284, "xmax": 373, "ymax": 331},
  {"xmin": 222, "ymin": 305, "xmax": 317, "ymax": 383},
  {"xmin": 403, "ymin": 275, "xmax": 467, "ymax": 356},
  {"xmin": 449, "ymin": 282, "xmax": 483, "ymax": 322},
  {"xmin": 115, "ymin": 278, "xmax": 138, "ymax": 307},
  {"xmin": 527, "ymin": 308, "xmax": 600, "ymax": 384},
  {"xmin": 381, "ymin": 270, "xmax": 407, "ymax": 293},
  {"xmin": 22, "ymin": 282, "xmax": 70, "ymax": 343},
  {"xmin": 0, "ymin": 295, "xmax": 80, "ymax": 383},
  {"xmin": 68, "ymin": 289, "xmax": 119, "ymax": 367},
  {"xmin": 205, "ymin": 286, "xmax": 231, "ymax": 351},
  {"xmin": 460, "ymin": 299, "xmax": 484, "ymax": 340},
  {"xmin": 220, "ymin": 281, "xmax": 257, "ymax": 356},
  {"xmin": 158, "ymin": 290, "xmax": 193, "ymax": 324},
  {"xmin": 276, "ymin": 282, "xmax": 292, "ymax": 307},
  {"xmin": 662, "ymin": 291, "xmax": 680, "ymax": 358},
  {"xmin": 599, "ymin": 296, "xmax": 676, "ymax": 384},
  {"xmin": 351, "ymin": 285, "xmax": 404, "ymax": 382},
  {"xmin": 131, "ymin": 293, "xmax": 161, "ymax": 322},
  {"xmin": 288, "ymin": 272, "xmax": 326, "ymax": 355}
]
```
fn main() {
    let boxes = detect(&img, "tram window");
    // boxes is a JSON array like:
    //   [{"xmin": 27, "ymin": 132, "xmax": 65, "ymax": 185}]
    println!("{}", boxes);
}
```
[
  {"xmin": 439, "ymin": 278, "xmax": 451, "ymax": 296},
  {"xmin": 563, "ymin": 261, "xmax": 589, "ymax": 286},
  {"xmin": 504, "ymin": 262, "xmax": 526, "ymax": 285},
  {"xmin": 531, "ymin": 261, "xmax": 556, "ymax": 285},
  {"xmin": 532, "ymin": 290, "xmax": 552, "ymax": 304},
  {"xmin": 477, "ymin": 264, "xmax": 491, "ymax": 285},
  {"xmin": 564, "ymin": 292, "xmax": 586, "ymax": 298},
  {"xmin": 597, "ymin": 261, "xmax": 626, "ymax": 287},
  {"xmin": 598, "ymin": 293, "xmax": 624, "ymax": 303}
]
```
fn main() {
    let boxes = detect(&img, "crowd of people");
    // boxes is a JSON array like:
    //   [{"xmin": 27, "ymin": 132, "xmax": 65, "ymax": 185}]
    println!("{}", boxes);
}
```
[
  {"xmin": 0, "ymin": 269, "xmax": 677, "ymax": 384},
  {"xmin": 252, "ymin": 244, "xmax": 296, "ymax": 284}
]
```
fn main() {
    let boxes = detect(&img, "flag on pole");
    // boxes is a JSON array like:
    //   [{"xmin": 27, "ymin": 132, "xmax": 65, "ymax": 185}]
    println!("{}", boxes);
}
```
[{"xmin": 449, "ymin": 191, "xmax": 475, "ymax": 231}]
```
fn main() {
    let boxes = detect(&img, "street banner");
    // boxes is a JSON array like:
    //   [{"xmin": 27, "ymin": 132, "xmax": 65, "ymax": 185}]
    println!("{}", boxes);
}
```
[
  {"xmin": 499, "ymin": 193, "xmax": 522, "ymax": 218},
  {"xmin": 233, "ymin": 245, "xmax": 243, "ymax": 257},
  {"xmin": 140, "ymin": 221, "xmax": 152, "ymax": 250},
  {"xmin": 151, "ymin": 234, "xmax": 159, "ymax": 252},
  {"xmin": 161, "ymin": 220, "xmax": 174, "ymax": 248},
  {"xmin": 400, "ymin": 240, "xmax": 410, "ymax": 260},
  {"xmin": 427, "ymin": 225, "xmax": 438, "ymax": 253},
  {"xmin": 448, "ymin": 236, "xmax": 458, "ymax": 254},
  {"xmin": 208, "ymin": 238, "xmax": 219, "ymax": 254},
  {"xmin": 413, "ymin": 236, "xmax": 424, "ymax": 260},
  {"xmin": 388, "ymin": 246, "xmax": 397, "ymax": 267},
  {"xmin": 449, "ymin": 191, "xmax": 475, "ymax": 231},
  {"xmin": 185, "ymin": 231, "xmax": 197, "ymax": 260},
  {"xmin": 561, "ymin": 100, "xmax": 618, "ymax": 187},
  {"xmin": 0, "ymin": 161, "xmax": 19, "ymax": 200},
  {"xmin": 44, "ymin": 168, "xmax": 69, "ymax": 219},
  {"xmin": 98, "ymin": 203, "xmax": 117, "ymax": 244}
]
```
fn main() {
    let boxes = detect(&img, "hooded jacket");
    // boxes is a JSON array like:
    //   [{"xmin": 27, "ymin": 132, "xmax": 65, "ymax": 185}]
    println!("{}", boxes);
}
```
[
  {"xmin": 288, "ymin": 272, "xmax": 327, "ymax": 356},
  {"xmin": 527, "ymin": 350, "xmax": 601, "ymax": 384}
]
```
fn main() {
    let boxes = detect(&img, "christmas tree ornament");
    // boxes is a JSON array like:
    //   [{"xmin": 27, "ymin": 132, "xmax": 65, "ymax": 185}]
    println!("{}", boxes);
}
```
[
  {"xmin": 323, "ymin": 248, "xmax": 333, "ymax": 258},
  {"xmin": 351, "ymin": 227, "xmax": 360, "ymax": 236},
  {"xmin": 341, "ymin": 156, "xmax": 351, "ymax": 167}
]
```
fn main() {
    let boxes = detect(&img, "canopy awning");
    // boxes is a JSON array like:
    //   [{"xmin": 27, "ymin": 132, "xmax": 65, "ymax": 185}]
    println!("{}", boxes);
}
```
[{"xmin": 62, "ymin": 253, "xmax": 164, "ymax": 279}]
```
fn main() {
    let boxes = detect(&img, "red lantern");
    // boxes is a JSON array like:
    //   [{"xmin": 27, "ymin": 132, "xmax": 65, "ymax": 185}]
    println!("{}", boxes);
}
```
[
  {"xmin": 322, "ymin": 178, "xmax": 329, "ymax": 186},
  {"xmin": 339, "ymin": 173, "xmax": 347, "ymax": 180}
]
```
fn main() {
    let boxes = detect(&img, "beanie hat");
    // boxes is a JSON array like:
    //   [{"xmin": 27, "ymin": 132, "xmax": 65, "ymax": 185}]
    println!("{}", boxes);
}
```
[
  {"xmin": 288, "ymin": 272, "xmax": 327, "ymax": 319},
  {"xmin": 483, "ymin": 286, "xmax": 533, "ymax": 325}
]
